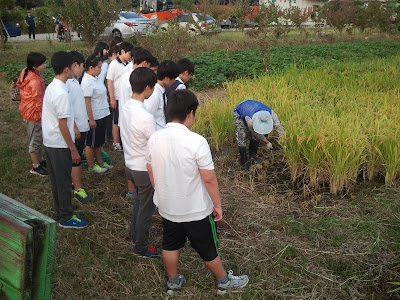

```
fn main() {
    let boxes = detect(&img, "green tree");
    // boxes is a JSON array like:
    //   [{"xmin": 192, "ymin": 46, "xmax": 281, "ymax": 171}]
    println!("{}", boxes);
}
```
[
  {"xmin": 231, "ymin": 0, "xmax": 251, "ymax": 32},
  {"xmin": 46, "ymin": 0, "xmax": 130, "ymax": 45}
]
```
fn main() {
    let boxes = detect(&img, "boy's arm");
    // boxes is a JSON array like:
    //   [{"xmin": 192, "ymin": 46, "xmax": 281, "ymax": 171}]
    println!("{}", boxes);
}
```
[
  {"xmin": 59, "ymin": 118, "xmax": 80, "ymax": 164},
  {"xmin": 85, "ymin": 97, "xmax": 96, "ymax": 128},
  {"xmin": 73, "ymin": 121, "xmax": 80, "ymax": 140},
  {"xmin": 147, "ymin": 163, "xmax": 155, "ymax": 188},
  {"xmin": 199, "ymin": 169, "xmax": 222, "ymax": 221},
  {"xmin": 107, "ymin": 79, "xmax": 116, "ymax": 109}
]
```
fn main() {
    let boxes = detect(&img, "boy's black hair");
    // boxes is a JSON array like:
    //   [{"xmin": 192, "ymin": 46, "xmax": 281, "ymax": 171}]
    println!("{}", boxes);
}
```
[
  {"xmin": 110, "ymin": 36, "xmax": 123, "ymax": 47},
  {"xmin": 20, "ymin": 52, "xmax": 46, "ymax": 83},
  {"xmin": 130, "ymin": 67, "xmax": 157, "ymax": 94},
  {"xmin": 177, "ymin": 58, "xmax": 194, "ymax": 75},
  {"xmin": 85, "ymin": 54, "xmax": 102, "ymax": 72},
  {"xmin": 166, "ymin": 89, "xmax": 199, "ymax": 123},
  {"xmin": 93, "ymin": 42, "xmax": 109, "ymax": 61},
  {"xmin": 132, "ymin": 48, "xmax": 152, "ymax": 65},
  {"xmin": 51, "ymin": 51, "xmax": 74, "ymax": 75},
  {"xmin": 108, "ymin": 44, "xmax": 120, "ymax": 58},
  {"xmin": 150, "ymin": 56, "xmax": 159, "ymax": 68},
  {"xmin": 69, "ymin": 51, "xmax": 85, "ymax": 64},
  {"xmin": 118, "ymin": 42, "xmax": 134, "ymax": 55},
  {"xmin": 157, "ymin": 60, "xmax": 180, "ymax": 81}
]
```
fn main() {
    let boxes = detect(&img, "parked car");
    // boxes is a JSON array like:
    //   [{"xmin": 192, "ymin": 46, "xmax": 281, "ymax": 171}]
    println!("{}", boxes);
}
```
[
  {"xmin": 1, "ymin": 20, "xmax": 22, "ymax": 43},
  {"xmin": 160, "ymin": 13, "xmax": 221, "ymax": 35},
  {"xmin": 102, "ymin": 11, "xmax": 155, "ymax": 38}
]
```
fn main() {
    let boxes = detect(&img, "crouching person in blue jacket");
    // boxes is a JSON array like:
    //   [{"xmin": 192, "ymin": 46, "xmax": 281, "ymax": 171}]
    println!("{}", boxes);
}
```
[{"xmin": 233, "ymin": 100, "xmax": 285, "ymax": 171}]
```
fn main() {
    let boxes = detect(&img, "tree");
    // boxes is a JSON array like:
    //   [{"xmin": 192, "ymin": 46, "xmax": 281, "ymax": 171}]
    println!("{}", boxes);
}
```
[
  {"xmin": 46, "ymin": 0, "xmax": 130, "ymax": 45},
  {"xmin": 287, "ymin": 6, "xmax": 312, "ymax": 34},
  {"xmin": 231, "ymin": 0, "xmax": 251, "ymax": 32},
  {"xmin": 1, "ymin": 0, "xmax": 16, "ymax": 47},
  {"xmin": 320, "ymin": 1, "xmax": 356, "ymax": 35}
]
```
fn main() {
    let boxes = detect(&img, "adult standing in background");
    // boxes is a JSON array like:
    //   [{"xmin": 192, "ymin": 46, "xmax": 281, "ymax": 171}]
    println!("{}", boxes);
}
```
[{"xmin": 25, "ymin": 11, "xmax": 36, "ymax": 40}]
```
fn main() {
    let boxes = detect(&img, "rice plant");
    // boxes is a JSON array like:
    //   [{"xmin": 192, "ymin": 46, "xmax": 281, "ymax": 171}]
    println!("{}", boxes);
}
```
[{"xmin": 193, "ymin": 55, "xmax": 400, "ymax": 194}]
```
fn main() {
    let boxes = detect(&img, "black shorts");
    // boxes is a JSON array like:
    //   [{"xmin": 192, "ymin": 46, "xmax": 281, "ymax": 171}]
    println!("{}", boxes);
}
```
[
  {"xmin": 72, "ymin": 132, "xmax": 87, "ymax": 167},
  {"xmin": 112, "ymin": 100, "xmax": 119, "ymax": 125},
  {"xmin": 86, "ymin": 117, "xmax": 107, "ymax": 148},
  {"xmin": 162, "ymin": 214, "xmax": 220, "ymax": 262}
]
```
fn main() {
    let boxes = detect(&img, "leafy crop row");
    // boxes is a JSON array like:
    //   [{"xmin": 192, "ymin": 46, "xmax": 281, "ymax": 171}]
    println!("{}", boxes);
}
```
[
  {"xmin": 188, "ymin": 40, "xmax": 400, "ymax": 90},
  {"xmin": 2, "ymin": 40, "xmax": 400, "ymax": 89}
]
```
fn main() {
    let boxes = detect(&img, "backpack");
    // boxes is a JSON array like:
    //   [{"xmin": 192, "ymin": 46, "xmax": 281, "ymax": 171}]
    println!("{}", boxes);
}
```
[{"xmin": 10, "ymin": 78, "xmax": 21, "ymax": 101}]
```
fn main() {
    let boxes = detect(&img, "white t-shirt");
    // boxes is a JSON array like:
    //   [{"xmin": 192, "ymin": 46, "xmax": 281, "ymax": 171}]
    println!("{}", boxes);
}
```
[
  {"xmin": 98, "ymin": 61, "xmax": 108, "ymax": 83},
  {"xmin": 81, "ymin": 73, "xmax": 110, "ymax": 121},
  {"xmin": 42, "ymin": 78, "xmax": 74, "ymax": 148},
  {"xmin": 120, "ymin": 98, "xmax": 156, "ymax": 171},
  {"xmin": 144, "ymin": 83, "xmax": 166, "ymax": 131},
  {"xmin": 146, "ymin": 122, "xmax": 214, "ymax": 222},
  {"xmin": 175, "ymin": 77, "xmax": 186, "ymax": 90},
  {"xmin": 118, "ymin": 67, "xmax": 134, "ymax": 117},
  {"xmin": 66, "ymin": 78, "xmax": 89, "ymax": 133},
  {"xmin": 106, "ymin": 58, "xmax": 129, "ymax": 101}
]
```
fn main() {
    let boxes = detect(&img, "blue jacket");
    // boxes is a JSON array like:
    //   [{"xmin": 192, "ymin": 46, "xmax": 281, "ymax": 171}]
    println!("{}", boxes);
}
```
[{"xmin": 233, "ymin": 100, "xmax": 272, "ymax": 119}]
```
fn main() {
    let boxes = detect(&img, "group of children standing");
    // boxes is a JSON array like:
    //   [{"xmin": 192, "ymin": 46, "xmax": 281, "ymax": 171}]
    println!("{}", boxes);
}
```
[{"xmin": 16, "ymin": 37, "xmax": 249, "ymax": 295}]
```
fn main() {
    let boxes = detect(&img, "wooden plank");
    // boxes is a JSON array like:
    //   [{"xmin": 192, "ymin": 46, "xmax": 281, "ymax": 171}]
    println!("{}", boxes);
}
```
[
  {"xmin": 0, "ymin": 194, "xmax": 56, "ymax": 300},
  {"xmin": 0, "ymin": 210, "xmax": 33, "ymax": 292},
  {"xmin": 0, "ymin": 279, "xmax": 30, "ymax": 300}
]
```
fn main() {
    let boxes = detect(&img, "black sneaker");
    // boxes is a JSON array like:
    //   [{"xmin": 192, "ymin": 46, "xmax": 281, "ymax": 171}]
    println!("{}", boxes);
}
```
[
  {"xmin": 30, "ymin": 165, "xmax": 49, "ymax": 177},
  {"xmin": 39, "ymin": 159, "xmax": 47, "ymax": 168}
]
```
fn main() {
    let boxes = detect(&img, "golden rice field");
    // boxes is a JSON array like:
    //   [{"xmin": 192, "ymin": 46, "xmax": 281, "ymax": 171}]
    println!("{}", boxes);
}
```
[{"xmin": 193, "ymin": 56, "xmax": 400, "ymax": 195}]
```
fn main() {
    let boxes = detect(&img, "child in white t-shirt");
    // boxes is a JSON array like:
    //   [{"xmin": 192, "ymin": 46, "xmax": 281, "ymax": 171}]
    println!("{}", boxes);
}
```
[
  {"xmin": 42, "ymin": 51, "xmax": 88, "ymax": 229},
  {"xmin": 119, "ymin": 67, "xmax": 159, "ymax": 258},
  {"xmin": 144, "ymin": 60, "xmax": 180, "ymax": 130},
  {"xmin": 66, "ymin": 51, "xmax": 90, "ymax": 204},
  {"xmin": 106, "ymin": 42, "xmax": 133, "ymax": 151},
  {"xmin": 146, "ymin": 90, "xmax": 248, "ymax": 294},
  {"xmin": 81, "ymin": 55, "xmax": 112, "ymax": 174}
]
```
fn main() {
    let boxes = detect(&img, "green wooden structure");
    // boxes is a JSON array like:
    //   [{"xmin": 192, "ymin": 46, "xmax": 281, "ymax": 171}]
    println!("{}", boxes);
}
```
[{"xmin": 0, "ymin": 193, "xmax": 56, "ymax": 300}]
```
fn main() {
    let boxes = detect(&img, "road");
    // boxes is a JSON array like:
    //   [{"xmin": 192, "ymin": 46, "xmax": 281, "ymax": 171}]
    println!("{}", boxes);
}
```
[{"xmin": 7, "ymin": 32, "xmax": 80, "ymax": 43}]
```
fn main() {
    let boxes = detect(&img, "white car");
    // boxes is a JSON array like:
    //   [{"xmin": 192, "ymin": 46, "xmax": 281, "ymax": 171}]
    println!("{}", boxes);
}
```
[
  {"xmin": 103, "ymin": 11, "xmax": 155, "ymax": 38},
  {"xmin": 160, "ymin": 13, "xmax": 222, "ymax": 35}
]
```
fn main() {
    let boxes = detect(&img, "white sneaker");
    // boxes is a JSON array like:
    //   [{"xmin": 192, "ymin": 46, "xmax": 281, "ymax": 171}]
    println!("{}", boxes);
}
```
[
  {"xmin": 167, "ymin": 274, "xmax": 186, "ymax": 295},
  {"xmin": 113, "ymin": 143, "xmax": 123, "ymax": 152},
  {"xmin": 217, "ymin": 270, "xmax": 249, "ymax": 295},
  {"xmin": 99, "ymin": 162, "xmax": 114, "ymax": 170}
]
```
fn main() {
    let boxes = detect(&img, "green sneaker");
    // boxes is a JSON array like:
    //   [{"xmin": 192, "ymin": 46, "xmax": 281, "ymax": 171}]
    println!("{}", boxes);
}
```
[
  {"xmin": 99, "ymin": 162, "xmax": 114, "ymax": 170},
  {"xmin": 74, "ymin": 188, "xmax": 91, "ymax": 204},
  {"xmin": 88, "ymin": 163, "xmax": 107, "ymax": 173}
]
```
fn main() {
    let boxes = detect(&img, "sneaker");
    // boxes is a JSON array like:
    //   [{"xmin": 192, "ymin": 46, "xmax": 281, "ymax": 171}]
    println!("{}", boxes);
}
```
[
  {"xmin": 74, "ymin": 188, "xmax": 91, "ymax": 204},
  {"xmin": 167, "ymin": 274, "xmax": 186, "ymax": 295},
  {"xmin": 88, "ymin": 164, "xmax": 107, "ymax": 173},
  {"xmin": 126, "ymin": 190, "xmax": 138, "ymax": 199},
  {"xmin": 99, "ymin": 162, "xmax": 114, "ymax": 170},
  {"xmin": 113, "ymin": 143, "xmax": 123, "ymax": 152},
  {"xmin": 59, "ymin": 215, "xmax": 88, "ymax": 229},
  {"xmin": 39, "ymin": 159, "xmax": 47, "ymax": 168},
  {"xmin": 132, "ymin": 242, "xmax": 157, "ymax": 253},
  {"xmin": 30, "ymin": 165, "xmax": 49, "ymax": 176},
  {"xmin": 133, "ymin": 245, "xmax": 160, "ymax": 258},
  {"xmin": 217, "ymin": 270, "xmax": 249, "ymax": 295}
]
